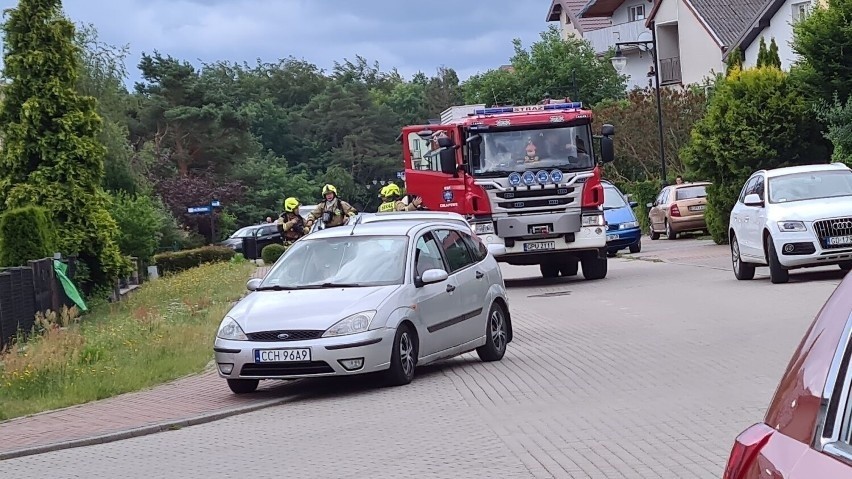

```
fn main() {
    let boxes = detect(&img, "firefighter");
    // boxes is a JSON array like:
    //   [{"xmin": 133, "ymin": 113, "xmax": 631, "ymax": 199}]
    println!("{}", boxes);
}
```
[
  {"xmin": 276, "ymin": 197, "xmax": 306, "ymax": 245},
  {"xmin": 305, "ymin": 184, "xmax": 357, "ymax": 229},
  {"xmin": 380, "ymin": 183, "xmax": 422, "ymax": 212},
  {"xmin": 377, "ymin": 185, "xmax": 395, "ymax": 212}
]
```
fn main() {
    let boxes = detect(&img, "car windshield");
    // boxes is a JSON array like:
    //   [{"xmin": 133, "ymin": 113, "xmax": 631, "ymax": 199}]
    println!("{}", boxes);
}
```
[
  {"xmin": 769, "ymin": 170, "xmax": 852, "ymax": 203},
  {"xmin": 603, "ymin": 187, "xmax": 628, "ymax": 209},
  {"xmin": 258, "ymin": 235, "xmax": 408, "ymax": 289},
  {"xmin": 230, "ymin": 227, "xmax": 256, "ymax": 239},
  {"xmin": 473, "ymin": 125, "xmax": 594, "ymax": 176},
  {"xmin": 675, "ymin": 185, "xmax": 707, "ymax": 200}
]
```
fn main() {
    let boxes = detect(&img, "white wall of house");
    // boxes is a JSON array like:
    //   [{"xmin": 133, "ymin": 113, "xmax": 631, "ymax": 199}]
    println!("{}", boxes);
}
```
[
  {"xmin": 611, "ymin": 0, "xmax": 651, "ymax": 25},
  {"xmin": 743, "ymin": 0, "xmax": 813, "ymax": 70},
  {"xmin": 558, "ymin": 9, "xmax": 582, "ymax": 39},
  {"xmin": 622, "ymin": 50, "xmax": 656, "ymax": 90},
  {"xmin": 652, "ymin": 0, "xmax": 724, "ymax": 86}
]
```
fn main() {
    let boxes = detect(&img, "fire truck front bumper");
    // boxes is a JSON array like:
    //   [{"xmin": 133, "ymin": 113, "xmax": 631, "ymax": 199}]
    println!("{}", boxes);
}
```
[{"xmin": 479, "ymin": 225, "xmax": 607, "ymax": 258}]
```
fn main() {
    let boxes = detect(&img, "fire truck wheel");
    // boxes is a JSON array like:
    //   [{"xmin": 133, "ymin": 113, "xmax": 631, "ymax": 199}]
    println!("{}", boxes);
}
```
[
  {"xmin": 558, "ymin": 258, "xmax": 578, "ymax": 276},
  {"xmin": 581, "ymin": 256, "xmax": 608, "ymax": 280},
  {"xmin": 539, "ymin": 262, "xmax": 559, "ymax": 278}
]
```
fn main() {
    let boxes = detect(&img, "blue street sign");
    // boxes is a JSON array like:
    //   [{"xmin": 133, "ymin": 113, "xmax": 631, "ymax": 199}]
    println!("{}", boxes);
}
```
[
  {"xmin": 211, "ymin": 200, "xmax": 221, "ymax": 207},
  {"xmin": 187, "ymin": 206, "xmax": 212, "ymax": 214}
]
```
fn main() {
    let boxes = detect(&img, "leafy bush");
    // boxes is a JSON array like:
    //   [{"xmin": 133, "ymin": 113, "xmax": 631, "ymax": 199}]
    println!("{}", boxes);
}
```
[
  {"xmin": 261, "ymin": 244, "xmax": 287, "ymax": 265},
  {"xmin": 682, "ymin": 66, "xmax": 830, "ymax": 244},
  {"xmin": 153, "ymin": 246, "xmax": 236, "ymax": 274},
  {"xmin": 109, "ymin": 192, "xmax": 166, "ymax": 262},
  {"xmin": 0, "ymin": 206, "xmax": 56, "ymax": 267}
]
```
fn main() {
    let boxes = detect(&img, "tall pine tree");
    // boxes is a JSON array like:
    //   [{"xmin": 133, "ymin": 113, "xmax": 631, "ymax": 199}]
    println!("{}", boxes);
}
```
[
  {"xmin": 726, "ymin": 47, "xmax": 743, "ymax": 76},
  {"xmin": 0, "ymin": 0, "xmax": 128, "ymax": 285},
  {"xmin": 756, "ymin": 37, "xmax": 769, "ymax": 67},
  {"xmin": 767, "ymin": 38, "xmax": 782, "ymax": 68}
]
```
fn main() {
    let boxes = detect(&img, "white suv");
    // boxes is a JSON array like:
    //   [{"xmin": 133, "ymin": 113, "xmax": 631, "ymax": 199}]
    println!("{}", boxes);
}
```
[{"xmin": 729, "ymin": 163, "xmax": 852, "ymax": 284}]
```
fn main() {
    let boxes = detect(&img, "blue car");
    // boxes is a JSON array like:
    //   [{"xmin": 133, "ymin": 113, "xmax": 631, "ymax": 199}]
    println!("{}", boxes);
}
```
[{"xmin": 602, "ymin": 181, "xmax": 642, "ymax": 256}]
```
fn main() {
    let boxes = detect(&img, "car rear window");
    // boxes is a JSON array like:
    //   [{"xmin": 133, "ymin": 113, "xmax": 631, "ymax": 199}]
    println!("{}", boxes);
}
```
[{"xmin": 675, "ymin": 185, "xmax": 707, "ymax": 200}]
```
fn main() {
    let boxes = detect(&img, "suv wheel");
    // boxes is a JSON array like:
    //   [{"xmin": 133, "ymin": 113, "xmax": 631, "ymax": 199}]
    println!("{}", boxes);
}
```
[
  {"xmin": 731, "ymin": 234, "xmax": 755, "ymax": 280},
  {"xmin": 766, "ymin": 235, "xmax": 789, "ymax": 284}
]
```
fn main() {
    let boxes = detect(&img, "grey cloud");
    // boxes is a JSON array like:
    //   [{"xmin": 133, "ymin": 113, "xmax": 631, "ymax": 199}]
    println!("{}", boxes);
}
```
[{"xmin": 0, "ymin": 0, "xmax": 546, "ymax": 82}]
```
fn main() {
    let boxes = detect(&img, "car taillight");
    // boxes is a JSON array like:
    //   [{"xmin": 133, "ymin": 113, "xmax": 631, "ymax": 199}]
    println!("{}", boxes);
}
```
[
  {"xmin": 670, "ymin": 204, "xmax": 681, "ymax": 217},
  {"xmin": 722, "ymin": 423, "xmax": 774, "ymax": 479},
  {"xmin": 581, "ymin": 166, "xmax": 604, "ymax": 207}
]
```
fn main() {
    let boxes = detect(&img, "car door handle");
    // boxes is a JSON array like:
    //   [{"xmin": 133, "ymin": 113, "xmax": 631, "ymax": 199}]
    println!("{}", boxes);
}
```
[
  {"xmin": 475, "ymin": 271, "xmax": 484, "ymax": 279},
  {"xmin": 446, "ymin": 284, "xmax": 456, "ymax": 293}
]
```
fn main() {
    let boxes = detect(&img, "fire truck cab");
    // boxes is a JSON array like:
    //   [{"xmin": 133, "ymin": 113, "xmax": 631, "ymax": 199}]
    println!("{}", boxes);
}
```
[{"xmin": 399, "ymin": 99, "xmax": 615, "ymax": 280}]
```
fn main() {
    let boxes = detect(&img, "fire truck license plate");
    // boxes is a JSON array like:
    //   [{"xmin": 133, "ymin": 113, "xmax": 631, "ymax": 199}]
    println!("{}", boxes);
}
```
[{"xmin": 524, "ymin": 241, "xmax": 555, "ymax": 252}]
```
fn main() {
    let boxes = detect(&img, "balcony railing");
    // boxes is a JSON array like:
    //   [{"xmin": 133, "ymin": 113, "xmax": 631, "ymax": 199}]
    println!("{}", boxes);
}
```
[
  {"xmin": 583, "ymin": 20, "xmax": 650, "ymax": 54},
  {"xmin": 659, "ymin": 57, "xmax": 682, "ymax": 84}
]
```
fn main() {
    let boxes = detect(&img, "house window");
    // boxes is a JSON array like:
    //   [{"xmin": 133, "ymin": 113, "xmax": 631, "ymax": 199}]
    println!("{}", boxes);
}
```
[
  {"xmin": 628, "ymin": 5, "xmax": 645, "ymax": 22},
  {"xmin": 792, "ymin": 1, "xmax": 811, "ymax": 22}
]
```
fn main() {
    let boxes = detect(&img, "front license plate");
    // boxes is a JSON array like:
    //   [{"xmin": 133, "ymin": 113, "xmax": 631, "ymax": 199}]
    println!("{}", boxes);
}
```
[
  {"xmin": 828, "ymin": 235, "xmax": 852, "ymax": 246},
  {"xmin": 524, "ymin": 241, "xmax": 555, "ymax": 252},
  {"xmin": 606, "ymin": 234, "xmax": 619, "ymax": 241},
  {"xmin": 255, "ymin": 348, "xmax": 311, "ymax": 363},
  {"xmin": 688, "ymin": 205, "xmax": 705, "ymax": 212}
]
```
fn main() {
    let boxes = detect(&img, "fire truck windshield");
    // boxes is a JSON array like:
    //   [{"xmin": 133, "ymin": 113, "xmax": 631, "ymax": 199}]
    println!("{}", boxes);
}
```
[{"xmin": 473, "ymin": 125, "xmax": 594, "ymax": 176}]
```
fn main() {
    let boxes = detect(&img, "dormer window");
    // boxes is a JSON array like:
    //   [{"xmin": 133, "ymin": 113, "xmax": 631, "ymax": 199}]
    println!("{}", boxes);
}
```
[{"xmin": 629, "ymin": 5, "xmax": 646, "ymax": 22}]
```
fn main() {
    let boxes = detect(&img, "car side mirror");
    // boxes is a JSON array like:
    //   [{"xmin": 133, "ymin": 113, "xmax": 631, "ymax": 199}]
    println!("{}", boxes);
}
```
[
  {"xmin": 601, "ymin": 123, "xmax": 615, "ymax": 136},
  {"xmin": 646, "ymin": 202, "xmax": 654, "ymax": 209},
  {"xmin": 744, "ymin": 193, "xmax": 764, "ymax": 207},
  {"xmin": 417, "ymin": 268, "xmax": 449, "ymax": 287},
  {"xmin": 246, "ymin": 278, "xmax": 262, "ymax": 291},
  {"xmin": 599, "ymin": 136, "xmax": 614, "ymax": 164},
  {"xmin": 629, "ymin": 201, "xmax": 638, "ymax": 208}
]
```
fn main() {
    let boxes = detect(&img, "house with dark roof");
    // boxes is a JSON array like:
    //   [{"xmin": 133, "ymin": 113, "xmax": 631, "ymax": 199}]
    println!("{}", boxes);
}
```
[
  {"xmin": 546, "ymin": 0, "xmax": 612, "ymax": 40},
  {"xmin": 644, "ymin": 0, "xmax": 765, "ymax": 86},
  {"xmin": 578, "ymin": 0, "xmax": 658, "ymax": 90},
  {"xmin": 724, "ymin": 0, "xmax": 823, "ymax": 70}
]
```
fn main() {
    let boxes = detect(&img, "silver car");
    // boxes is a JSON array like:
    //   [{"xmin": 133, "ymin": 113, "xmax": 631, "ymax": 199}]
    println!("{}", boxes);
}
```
[{"xmin": 214, "ymin": 218, "xmax": 512, "ymax": 394}]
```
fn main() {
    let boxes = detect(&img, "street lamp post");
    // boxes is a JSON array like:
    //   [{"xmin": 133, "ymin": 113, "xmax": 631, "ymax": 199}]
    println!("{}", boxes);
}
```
[{"xmin": 611, "ymin": 30, "xmax": 667, "ymax": 187}]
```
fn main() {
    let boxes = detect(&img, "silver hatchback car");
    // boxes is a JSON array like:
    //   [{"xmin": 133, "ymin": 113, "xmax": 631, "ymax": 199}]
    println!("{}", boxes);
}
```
[{"xmin": 214, "ymin": 218, "xmax": 512, "ymax": 393}]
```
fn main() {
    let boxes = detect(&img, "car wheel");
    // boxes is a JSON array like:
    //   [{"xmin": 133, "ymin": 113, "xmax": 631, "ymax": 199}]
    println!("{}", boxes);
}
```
[
  {"xmin": 539, "ymin": 262, "xmax": 559, "ymax": 278},
  {"xmin": 606, "ymin": 250, "xmax": 618, "ymax": 258},
  {"xmin": 731, "ymin": 234, "xmax": 755, "ymax": 280},
  {"xmin": 227, "ymin": 379, "xmax": 259, "ymax": 394},
  {"xmin": 476, "ymin": 302, "xmax": 508, "ymax": 362},
  {"xmin": 649, "ymin": 227, "xmax": 660, "ymax": 240},
  {"xmin": 665, "ymin": 220, "xmax": 677, "ymax": 240},
  {"xmin": 766, "ymin": 236, "xmax": 789, "ymax": 284},
  {"xmin": 581, "ymin": 255, "xmax": 607, "ymax": 280},
  {"xmin": 629, "ymin": 238, "xmax": 641, "ymax": 254},
  {"xmin": 385, "ymin": 323, "xmax": 417, "ymax": 386},
  {"xmin": 558, "ymin": 258, "xmax": 578, "ymax": 276},
  {"xmin": 840, "ymin": 261, "xmax": 852, "ymax": 271}
]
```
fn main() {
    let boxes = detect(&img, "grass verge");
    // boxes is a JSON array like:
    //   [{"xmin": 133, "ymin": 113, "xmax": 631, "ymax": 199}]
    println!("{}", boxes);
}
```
[{"xmin": 0, "ymin": 261, "xmax": 255, "ymax": 421}]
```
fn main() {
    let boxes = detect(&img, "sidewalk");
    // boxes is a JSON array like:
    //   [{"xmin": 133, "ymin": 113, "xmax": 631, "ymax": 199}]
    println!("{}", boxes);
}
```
[
  {"xmin": 624, "ymin": 238, "xmax": 731, "ymax": 270},
  {"xmin": 0, "ymin": 265, "xmax": 296, "ymax": 461}
]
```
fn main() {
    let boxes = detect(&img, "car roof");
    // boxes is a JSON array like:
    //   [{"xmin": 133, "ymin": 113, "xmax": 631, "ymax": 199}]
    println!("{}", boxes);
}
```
[
  {"xmin": 303, "ymin": 218, "xmax": 469, "ymax": 240},
  {"xmin": 761, "ymin": 162, "xmax": 851, "ymax": 179},
  {"xmin": 671, "ymin": 181, "xmax": 710, "ymax": 188},
  {"xmin": 359, "ymin": 211, "xmax": 469, "ymax": 223}
]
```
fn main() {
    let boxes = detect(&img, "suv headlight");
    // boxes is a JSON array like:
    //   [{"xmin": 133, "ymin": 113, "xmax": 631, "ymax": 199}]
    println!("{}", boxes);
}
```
[
  {"xmin": 473, "ymin": 222, "xmax": 495, "ymax": 235},
  {"xmin": 217, "ymin": 317, "xmax": 248, "ymax": 340},
  {"xmin": 777, "ymin": 221, "xmax": 806, "ymax": 232},
  {"xmin": 322, "ymin": 311, "xmax": 376, "ymax": 338}
]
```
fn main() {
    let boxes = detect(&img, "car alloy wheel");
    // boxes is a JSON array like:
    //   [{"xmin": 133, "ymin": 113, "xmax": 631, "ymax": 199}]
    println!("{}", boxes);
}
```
[
  {"xmin": 399, "ymin": 330, "xmax": 415, "ymax": 379},
  {"xmin": 477, "ymin": 302, "xmax": 509, "ymax": 362},
  {"xmin": 731, "ymin": 235, "xmax": 755, "ymax": 280}
]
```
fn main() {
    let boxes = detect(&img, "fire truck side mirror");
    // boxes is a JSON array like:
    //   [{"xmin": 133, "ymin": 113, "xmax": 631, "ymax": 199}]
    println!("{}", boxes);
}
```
[
  {"xmin": 600, "ymin": 136, "xmax": 615, "ymax": 164},
  {"xmin": 601, "ymin": 124, "xmax": 615, "ymax": 136}
]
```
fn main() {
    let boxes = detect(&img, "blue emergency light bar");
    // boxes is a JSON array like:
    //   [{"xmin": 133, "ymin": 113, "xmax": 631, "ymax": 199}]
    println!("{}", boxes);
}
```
[{"xmin": 473, "ymin": 102, "xmax": 583, "ymax": 115}]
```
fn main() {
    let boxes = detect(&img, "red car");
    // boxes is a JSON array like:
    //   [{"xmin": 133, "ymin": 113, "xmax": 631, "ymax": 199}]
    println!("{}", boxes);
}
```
[{"xmin": 723, "ymin": 272, "xmax": 852, "ymax": 478}]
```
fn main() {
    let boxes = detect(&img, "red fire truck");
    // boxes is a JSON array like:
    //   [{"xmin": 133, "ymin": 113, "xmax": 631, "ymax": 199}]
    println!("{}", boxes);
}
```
[{"xmin": 399, "ymin": 99, "xmax": 615, "ymax": 279}]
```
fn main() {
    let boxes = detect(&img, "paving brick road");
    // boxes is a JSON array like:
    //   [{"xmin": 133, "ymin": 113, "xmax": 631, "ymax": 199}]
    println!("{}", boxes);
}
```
[{"xmin": 0, "ymin": 240, "xmax": 847, "ymax": 478}]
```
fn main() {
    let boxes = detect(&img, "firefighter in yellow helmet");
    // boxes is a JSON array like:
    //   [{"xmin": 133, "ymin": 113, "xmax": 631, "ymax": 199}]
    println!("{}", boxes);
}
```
[
  {"xmin": 305, "ymin": 184, "xmax": 357, "ymax": 229},
  {"xmin": 378, "ymin": 183, "xmax": 422, "ymax": 212},
  {"xmin": 275, "ymin": 197, "xmax": 306, "ymax": 245}
]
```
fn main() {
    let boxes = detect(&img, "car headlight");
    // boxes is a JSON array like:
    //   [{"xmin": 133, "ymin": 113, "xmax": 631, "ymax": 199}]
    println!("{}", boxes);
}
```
[
  {"xmin": 777, "ymin": 221, "xmax": 807, "ymax": 232},
  {"xmin": 619, "ymin": 221, "xmax": 639, "ymax": 229},
  {"xmin": 217, "ymin": 317, "xmax": 248, "ymax": 340},
  {"xmin": 473, "ymin": 222, "xmax": 495, "ymax": 235},
  {"xmin": 582, "ymin": 214, "xmax": 604, "ymax": 227},
  {"xmin": 322, "ymin": 311, "xmax": 376, "ymax": 338}
]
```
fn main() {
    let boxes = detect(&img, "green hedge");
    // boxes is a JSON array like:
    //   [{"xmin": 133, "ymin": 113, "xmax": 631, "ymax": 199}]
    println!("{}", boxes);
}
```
[
  {"xmin": 153, "ymin": 246, "xmax": 236, "ymax": 274},
  {"xmin": 261, "ymin": 244, "xmax": 287, "ymax": 265},
  {"xmin": 0, "ymin": 206, "xmax": 56, "ymax": 267}
]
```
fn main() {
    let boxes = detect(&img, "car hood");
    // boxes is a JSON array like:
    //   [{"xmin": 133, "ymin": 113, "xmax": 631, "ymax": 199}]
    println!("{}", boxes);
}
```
[
  {"xmin": 229, "ymin": 285, "xmax": 399, "ymax": 331},
  {"xmin": 768, "ymin": 196, "xmax": 852, "ymax": 222},
  {"xmin": 219, "ymin": 238, "xmax": 242, "ymax": 246},
  {"xmin": 604, "ymin": 205, "xmax": 637, "ymax": 226}
]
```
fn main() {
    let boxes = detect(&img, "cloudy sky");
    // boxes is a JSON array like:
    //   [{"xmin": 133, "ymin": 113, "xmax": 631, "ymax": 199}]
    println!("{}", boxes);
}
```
[{"xmin": 0, "ymin": 0, "xmax": 550, "ymax": 85}]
